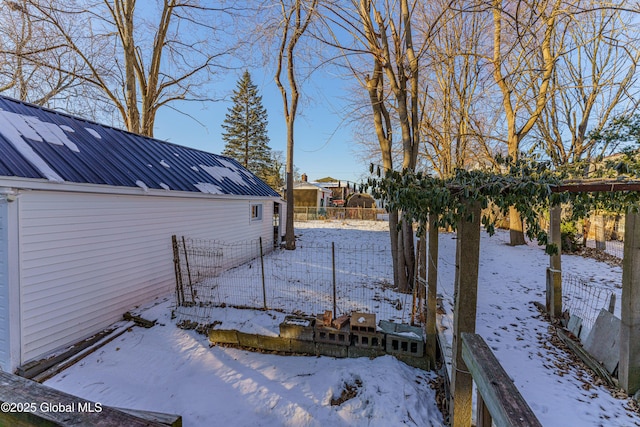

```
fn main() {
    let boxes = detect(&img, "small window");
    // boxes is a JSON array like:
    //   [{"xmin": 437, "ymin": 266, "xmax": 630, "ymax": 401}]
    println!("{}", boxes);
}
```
[{"xmin": 251, "ymin": 203, "xmax": 263, "ymax": 221}]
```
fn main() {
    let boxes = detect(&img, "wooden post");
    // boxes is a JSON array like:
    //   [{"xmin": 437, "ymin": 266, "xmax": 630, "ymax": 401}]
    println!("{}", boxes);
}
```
[
  {"xmin": 171, "ymin": 235, "xmax": 185, "ymax": 305},
  {"xmin": 182, "ymin": 236, "xmax": 195, "ymax": 302},
  {"xmin": 332, "ymin": 242, "xmax": 337, "ymax": 316},
  {"xmin": 411, "ymin": 236, "xmax": 421, "ymax": 325},
  {"xmin": 619, "ymin": 207, "xmax": 640, "ymax": 394},
  {"xmin": 476, "ymin": 394, "xmax": 492, "ymax": 427},
  {"xmin": 595, "ymin": 214, "xmax": 606, "ymax": 250},
  {"xmin": 450, "ymin": 201, "xmax": 481, "ymax": 426},
  {"xmin": 547, "ymin": 205, "xmax": 562, "ymax": 317},
  {"xmin": 426, "ymin": 214, "xmax": 438, "ymax": 368},
  {"xmin": 259, "ymin": 237, "xmax": 267, "ymax": 310}
]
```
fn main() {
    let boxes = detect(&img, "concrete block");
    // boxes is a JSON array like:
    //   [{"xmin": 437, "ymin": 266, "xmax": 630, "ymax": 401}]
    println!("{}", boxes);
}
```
[
  {"xmin": 395, "ymin": 353, "xmax": 430, "ymax": 370},
  {"xmin": 379, "ymin": 320, "xmax": 425, "ymax": 358},
  {"xmin": 351, "ymin": 331, "xmax": 384, "ymax": 349},
  {"xmin": 258, "ymin": 335, "xmax": 291, "ymax": 352},
  {"xmin": 290, "ymin": 339, "xmax": 316, "ymax": 354},
  {"xmin": 348, "ymin": 345, "xmax": 386, "ymax": 359},
  {"xmin": 208, "ymin": 329, "xmax": 238, "ymax": 345},
  {"xmin": 350, "ymin": 313, "xmax": 376, "ymax": 333},
  {"xmin": 237, "ymin": 332, "xmax": 260, "ymax": 349},
  {"xmin": 315, "ymin": 342, "xmax": 348, "ymax": 358},
  {"xmin": 583, "ymin": 309, "xmax": 620, "ymax": 375},
  {"xmin": 279, "ymin": 316, "xmax": 315, "ymax": 341},
  {"xmin": 315, "ymin": 325, "xmax": 350, "ymax": 345}
]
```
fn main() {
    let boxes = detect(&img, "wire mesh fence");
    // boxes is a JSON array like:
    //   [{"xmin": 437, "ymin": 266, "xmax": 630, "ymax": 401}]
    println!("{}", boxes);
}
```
[
  {"xmin": 562, "ymin": 272, "xmax": 616, "ymax": 335},
  {"xmin": 172, "ymin": 235, "xmax": 416, "ymax": 329}
]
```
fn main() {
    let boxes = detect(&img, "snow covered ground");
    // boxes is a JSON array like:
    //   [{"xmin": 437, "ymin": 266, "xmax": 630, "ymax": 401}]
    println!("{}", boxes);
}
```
[{"xmin": 44, "ymin": 220, "xmax": 640, "ymax": 426}]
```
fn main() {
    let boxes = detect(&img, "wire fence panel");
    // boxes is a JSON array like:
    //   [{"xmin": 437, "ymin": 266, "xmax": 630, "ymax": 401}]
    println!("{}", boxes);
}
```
[
  {"xmin": 173, "ymin": 236, "xmax": 413, "ymax": 329},
  {"xmin": 563, "ymin": 272, "xmax": 615, "ymax": 334}
]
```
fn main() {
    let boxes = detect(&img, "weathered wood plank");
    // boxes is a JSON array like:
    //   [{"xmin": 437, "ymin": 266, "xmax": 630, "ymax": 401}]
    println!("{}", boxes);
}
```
[
  {"xmin": 461, "ymin": 333, "xmax": 542, "ymax": 427},
  {"xmin": 0, "ymin": 372, "xmax": 169, "ymax": 426},
  {"xmin": 556, "ymin": 329, "xmax": 617, "ymax": 388}
]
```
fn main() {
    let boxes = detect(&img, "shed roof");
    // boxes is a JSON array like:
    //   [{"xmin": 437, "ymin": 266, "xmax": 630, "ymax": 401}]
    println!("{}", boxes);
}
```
[{"xmin": 0, "ymin": 96, "xmax": 280, "ymax": 198}]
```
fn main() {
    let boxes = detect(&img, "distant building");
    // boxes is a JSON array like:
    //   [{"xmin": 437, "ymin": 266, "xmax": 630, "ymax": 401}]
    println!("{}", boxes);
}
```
[
  {"xmin": 346, "ymin": 193, "xmax": 376, "ymax": 208},
  {"xmin": 313, "ymin": 176, "xmax": 356, "ymax": 207},
  {"xmin": 283, "ymin": 174, "xmax": 332, "ymax": 208}
]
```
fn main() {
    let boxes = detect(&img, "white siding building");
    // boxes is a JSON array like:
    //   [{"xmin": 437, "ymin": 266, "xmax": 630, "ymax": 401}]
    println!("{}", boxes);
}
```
[{"xmin": 0, "ymin": 96, "xmax": 282, "ymax": 372}]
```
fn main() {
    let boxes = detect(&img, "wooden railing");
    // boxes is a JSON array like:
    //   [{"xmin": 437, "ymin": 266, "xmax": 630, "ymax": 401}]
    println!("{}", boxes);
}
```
[{"xmin": 461, "ymin": 333, "xmax": 541, "ymax": 427}]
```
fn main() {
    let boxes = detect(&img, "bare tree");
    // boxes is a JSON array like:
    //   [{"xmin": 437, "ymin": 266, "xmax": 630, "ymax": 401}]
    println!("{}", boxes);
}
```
[
  {"xmin": 21, "ymin": 0, "xmax": 237, "ymax": 137},
  {"xmin": 0, "ymin": 0, "xmax": 87, "ymax": 108},
  {"xmin": 419, "ymin": 0, "xmax": 496, "ymax": 177},
  {"xmin": 534, "ymin": 6, "xmax": 640, "ymax": 166},
  {"xmin": 489, "ymin": 0, "xmax": 563, "ymax": 245},
  {"xmin": 319, "ymin": 0, "xmax": 449, "ymax": 291},
  {"xmin": 273, "ymin": 0, "xmax": 318, "ymax": 250}
]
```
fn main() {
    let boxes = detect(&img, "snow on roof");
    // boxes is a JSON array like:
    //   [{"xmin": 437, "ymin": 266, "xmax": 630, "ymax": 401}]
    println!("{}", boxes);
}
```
[{"xmin": 0, "ymin": 96, "xmax": 279, "ymax": 198}]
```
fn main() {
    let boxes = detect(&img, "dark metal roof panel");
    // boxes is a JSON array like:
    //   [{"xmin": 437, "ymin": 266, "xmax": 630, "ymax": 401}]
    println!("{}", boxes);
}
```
[{"xmin": 0, "ymin": 96, "xmax": 280, "ymax": 198}]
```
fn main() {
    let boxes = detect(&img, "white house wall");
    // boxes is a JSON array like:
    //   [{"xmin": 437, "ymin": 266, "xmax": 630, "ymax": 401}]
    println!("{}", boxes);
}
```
[
  {"xmin": 17, "ymin": 190, "xmax": 274, "ymax": 364},
  {"xmin": 0, "ymin": 199, "xmax": 9, "ymax": 370}
]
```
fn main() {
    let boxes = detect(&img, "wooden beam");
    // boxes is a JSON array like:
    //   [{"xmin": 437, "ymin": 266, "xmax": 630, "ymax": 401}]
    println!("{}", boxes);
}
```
[
  {"xmin": 461, "ymin": 333, "xmax": 542, "ymax": 427},
  {"xmin": 0, "ymin": 371, "xmax": 176, "ymax": 426},
  {"xmin": 552, "ymin": 182, "xmax": 640, "ymax": 193}
]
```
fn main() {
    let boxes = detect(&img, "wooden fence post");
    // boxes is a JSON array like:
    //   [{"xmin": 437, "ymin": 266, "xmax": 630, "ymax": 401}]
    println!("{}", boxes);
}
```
[
  {"xmin": 619, "ymin": 207, "xmax": 640, "ymax": 394},
  {"xmin": 172, "ymin": 235, "xmax": 185, "ymax": 305},
  {"xmin": 450, "ymin": 201, "xmax": 481, "ymax": 426},
  {"xmin": 426, "ymin": 214, "xmax": 438, "ymax": 368},
  {"xmin": 181, "ymin": 236, "xmax": 195, "ymax": 302},
  {"xmin": 595, "ymin": 214, "xmax": 606, "ymax": 250},
  {"xmin": 547, "ymin": 205, "xmax": 562, "ymax": 317}
]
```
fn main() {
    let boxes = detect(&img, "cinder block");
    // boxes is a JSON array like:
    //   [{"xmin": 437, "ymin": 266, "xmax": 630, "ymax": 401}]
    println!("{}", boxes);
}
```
[
  {"xmin": 279, "ymin": 316, "xmax": 315, "ymax": 341},
  {"xmin": 351, "ymin": 313, "xmax": 376, "ymax": 333},
  {"xmin": 208, "ymin": 329, "xmax": 239, "ymax": 345},
  {"xmin": 352, "ymin": 331, "xmax": 384, "ymax": 349},
  {"xmin": 379, "ymin": 320, "xmax": 425, "ymax": 357},
  {"xmin": 258, "ymin": 335, "xmax": 291, "ymax": 352},
  {"xmin": 315, "ymin": 342, "xmax": 348, "ymax": 358},
  {"xmin": 315, "ymin": 325, "xmax": 350, "ymax": 345}
]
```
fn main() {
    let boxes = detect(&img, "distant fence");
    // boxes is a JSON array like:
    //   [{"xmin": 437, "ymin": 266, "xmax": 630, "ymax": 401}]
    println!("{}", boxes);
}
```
[
  {"xmin": 293, "ymin": 207, "xmax": 387, "ymax": 221},
  {"xmin": 172, "ymin": 235, "xmax": 416, "ymax": 329}
]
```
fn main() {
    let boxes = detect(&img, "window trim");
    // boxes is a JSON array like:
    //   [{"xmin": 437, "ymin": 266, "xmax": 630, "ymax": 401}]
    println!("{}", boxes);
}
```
[{"xmin": 251, "ymin": 203, "xmax": 263, "ymax": 221}]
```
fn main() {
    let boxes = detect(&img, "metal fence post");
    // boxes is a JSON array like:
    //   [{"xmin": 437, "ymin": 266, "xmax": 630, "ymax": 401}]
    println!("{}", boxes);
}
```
[
  {"xmin": 332, "ymin": 242, "xmax": 337, "ymax": 316},
  {"xmin": 260, "ymin": 237, "xmax": 267, "ymax": 310}
]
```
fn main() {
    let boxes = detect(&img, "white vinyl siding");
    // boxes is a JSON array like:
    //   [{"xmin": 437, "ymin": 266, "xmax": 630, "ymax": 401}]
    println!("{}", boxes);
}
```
[
  {"xmin": 18, "ymin": 191, "xmax": 274, "ymax": 363},
  {"xmin": 0, "ymin": 200, "xmax": 9, "ymax": 370}
]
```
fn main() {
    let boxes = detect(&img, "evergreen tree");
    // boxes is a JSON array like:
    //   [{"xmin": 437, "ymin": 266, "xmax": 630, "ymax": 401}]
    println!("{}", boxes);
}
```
[{"xmin": 221, "ymin": 70, "xmax": 272, "ymax": 182}]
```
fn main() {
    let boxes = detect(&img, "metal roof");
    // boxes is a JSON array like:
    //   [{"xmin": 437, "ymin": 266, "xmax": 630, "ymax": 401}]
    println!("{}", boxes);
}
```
[{"xmin": 0, "ymin": 96, "xmax": 280, "ymax": 198}]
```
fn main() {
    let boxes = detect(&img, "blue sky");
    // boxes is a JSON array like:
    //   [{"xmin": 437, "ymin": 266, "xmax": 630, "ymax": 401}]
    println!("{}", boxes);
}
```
[{"xmin": 153, "ymin": 69, "xmax": 368, "ymax": 186}]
